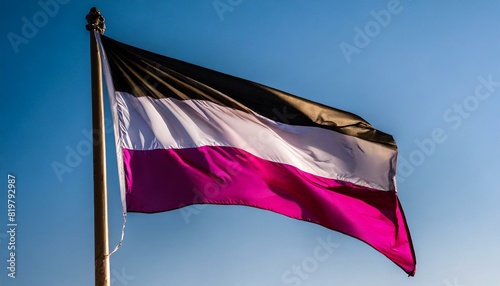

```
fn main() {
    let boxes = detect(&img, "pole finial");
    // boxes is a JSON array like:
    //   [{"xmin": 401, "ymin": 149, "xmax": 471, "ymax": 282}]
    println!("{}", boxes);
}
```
[{"xmin": 86, "ymin": 7, "xmax": 106, "ymax": 34}]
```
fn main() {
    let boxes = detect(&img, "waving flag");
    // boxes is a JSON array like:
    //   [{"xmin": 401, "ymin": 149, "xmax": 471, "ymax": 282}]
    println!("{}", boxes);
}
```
[{"xmin": 97, "ymin": 34, "xmax": 416, "ymax": 276}]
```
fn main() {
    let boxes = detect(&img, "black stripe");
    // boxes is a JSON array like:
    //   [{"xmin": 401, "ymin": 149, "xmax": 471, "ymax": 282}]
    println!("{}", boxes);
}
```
[{"xmin": 101, "ymin": 35, "xmax": 396, "ymax": 149}]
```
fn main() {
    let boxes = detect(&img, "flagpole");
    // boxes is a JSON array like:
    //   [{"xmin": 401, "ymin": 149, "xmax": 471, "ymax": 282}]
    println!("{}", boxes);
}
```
[{"xmin": 86, "ymin": 7, "xmax": 110, "ymax": 286}]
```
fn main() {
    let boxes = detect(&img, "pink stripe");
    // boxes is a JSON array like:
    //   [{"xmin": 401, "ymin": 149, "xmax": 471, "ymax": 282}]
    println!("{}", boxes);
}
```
[{"xmin": 122, "ymin": 146, "xmax": 415, "ymax": 275}]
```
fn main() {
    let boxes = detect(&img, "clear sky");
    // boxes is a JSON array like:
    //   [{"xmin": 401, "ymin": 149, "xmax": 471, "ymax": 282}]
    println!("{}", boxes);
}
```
[{"xmin": 1, "ymin": 0, "xmax": 500, "ymax": 285}]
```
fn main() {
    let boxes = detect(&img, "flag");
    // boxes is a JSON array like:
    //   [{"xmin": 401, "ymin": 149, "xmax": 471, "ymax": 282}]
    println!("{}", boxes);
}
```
[{"xmin": 97, "ymin": 34, "xmax": 416, "ymax": 276}]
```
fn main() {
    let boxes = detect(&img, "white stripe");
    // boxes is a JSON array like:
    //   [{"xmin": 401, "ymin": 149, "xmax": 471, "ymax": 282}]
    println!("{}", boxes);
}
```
[{"xmin": 115, "ymin": 92, "xmax": 397, "ymax": 191}]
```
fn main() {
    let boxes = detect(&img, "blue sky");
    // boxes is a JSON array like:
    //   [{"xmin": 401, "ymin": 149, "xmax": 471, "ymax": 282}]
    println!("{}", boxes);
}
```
[{"xmin": 1, "ymin": 0, "xmax": 500, "ymax": 285}]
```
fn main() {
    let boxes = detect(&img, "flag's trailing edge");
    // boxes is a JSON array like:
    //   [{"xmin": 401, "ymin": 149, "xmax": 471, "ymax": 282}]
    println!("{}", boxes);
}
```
[{"xmin": 97, "ymin": 34, "xmax": 416, "ymax": 276}]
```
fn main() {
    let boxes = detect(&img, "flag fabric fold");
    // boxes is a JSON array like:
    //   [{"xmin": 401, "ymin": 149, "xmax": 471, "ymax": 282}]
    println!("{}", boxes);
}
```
[{"xmin": 97, "ymin": 34, "xmax": 416, "ymax": 276}]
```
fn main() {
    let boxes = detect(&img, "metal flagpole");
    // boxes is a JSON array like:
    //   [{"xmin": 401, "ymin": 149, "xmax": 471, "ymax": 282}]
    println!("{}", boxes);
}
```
[{"xmin": 86, "ymin": 7, "xmax": 110, "ymax": 286}]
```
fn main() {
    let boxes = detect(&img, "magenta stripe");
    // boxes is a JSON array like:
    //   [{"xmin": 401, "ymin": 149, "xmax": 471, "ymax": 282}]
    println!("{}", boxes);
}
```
[{"xmin": 122, "ymin": 146, "xmax": 415, "ymax": 275}]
